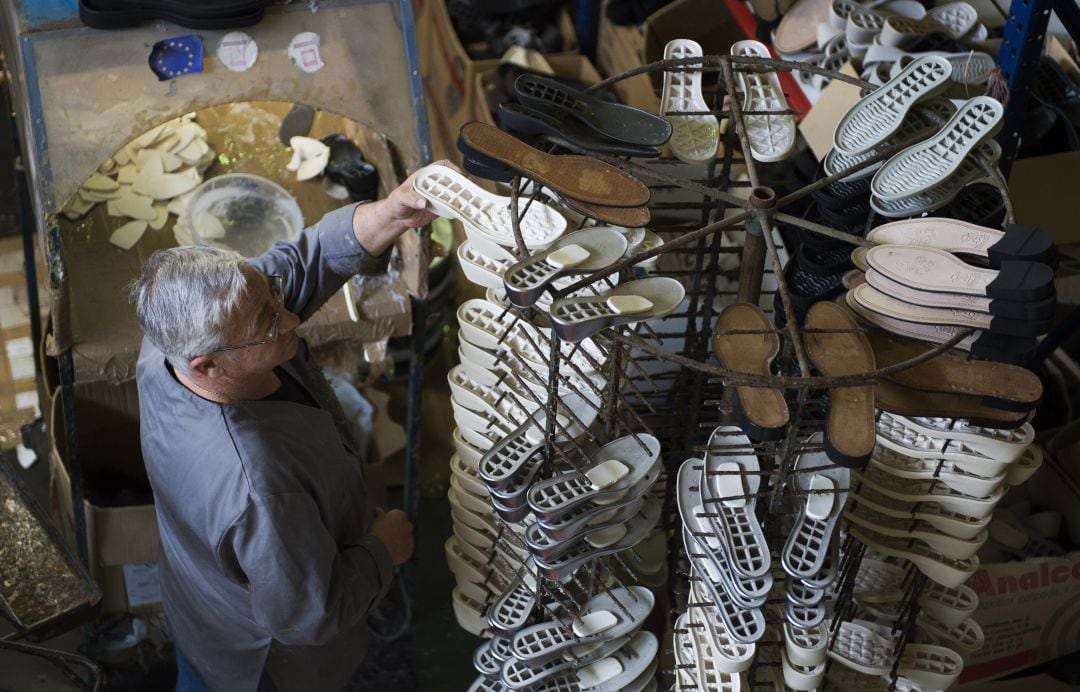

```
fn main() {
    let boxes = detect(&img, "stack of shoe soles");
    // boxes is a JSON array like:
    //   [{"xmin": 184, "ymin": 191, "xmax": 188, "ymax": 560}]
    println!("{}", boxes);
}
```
[
  {"xmin": 469, "ymin": 585, "xmax": 659, "ymax": 691},
  {"xmin": 713, "ymin": 301, "xmax": 879, "ymax": 468},
  {"xmin": 832, "ymin": 56, "xmax": 1006, "ymax": 218},
  {"xmin": 78, "ymin": 0, "xmax": 268, "ymax": 29},
  {"xmin": 822, "ymin": 98, "xmax": 979, "ymax": 220},
  {"xmin": 674, "ymin": 427, "xmax": 769, "ymax": 689},
  {"xmin": 443, "ymin": 295, "xmax": 608, "ymax": 634},
  {"xmin": 456, "ymin": 119, "xmax": 657, "ymax": 228},
  {"xmin": 823, "ymin": 411, "xmax": 1046, "ymax": 688},
  {"xmin": 514, "ymin": 433, "xmax": 663, "ymax": 580},
  {"xmin": 844, "ymin": 216, "xmax": 1056, "ymax": 364},
  {"xmin": 486, "ymin": 225, "xmax": 682, "ymax": 340},
  {"xmin": 771, "ymin": 0, "xmax": 992, "ymax": 103},
  {"xmin": 497, "ymin": 76, "xmax": 665, "ymax": 160},
  {"xmin": 867, "ymin": 328, "xmax": 1044, "ymax": 427}
]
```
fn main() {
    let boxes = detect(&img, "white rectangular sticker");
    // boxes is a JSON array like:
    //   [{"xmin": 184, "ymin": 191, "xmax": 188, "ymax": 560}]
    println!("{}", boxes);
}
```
[{"xmin": 121, "ymin": 562, "xmax": 162, "ymax": 608}]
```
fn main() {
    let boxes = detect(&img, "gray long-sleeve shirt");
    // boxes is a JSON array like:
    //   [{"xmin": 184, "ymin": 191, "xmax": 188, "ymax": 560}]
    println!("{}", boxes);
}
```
[{"xmin": 135, "ymin": 204, "xmax": 396, "ymax": 692}]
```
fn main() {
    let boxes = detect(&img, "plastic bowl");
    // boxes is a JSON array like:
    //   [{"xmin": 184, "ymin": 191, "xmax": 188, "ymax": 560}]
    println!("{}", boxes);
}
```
[{"xmin": 186, "ymin": 173, "xmax": 303, "ymax": 257}]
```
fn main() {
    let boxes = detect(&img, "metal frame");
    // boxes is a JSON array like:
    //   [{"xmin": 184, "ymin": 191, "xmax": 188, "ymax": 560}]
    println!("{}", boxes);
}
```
[
  {"xmin": 995, "ymin": 0, "xmax": 1080, "ymax": 176},
  {"xmin": 461, "ymin": 54, "xmax": 1011, "ymax": 689}
]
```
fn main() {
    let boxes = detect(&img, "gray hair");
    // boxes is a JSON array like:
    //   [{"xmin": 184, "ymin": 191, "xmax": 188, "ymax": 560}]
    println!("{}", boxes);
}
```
[{"xmin": 130, "ymin": 245, "xmax": 250, "ymax": 374}]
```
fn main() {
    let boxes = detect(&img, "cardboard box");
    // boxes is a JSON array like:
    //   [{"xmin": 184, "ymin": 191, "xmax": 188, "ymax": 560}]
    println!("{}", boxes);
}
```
[
  {"xmin": 48, "ymin": 381, "xmax": 161, "ymax": 615},
  {"xmin": 961, "ymin": 553, "xmax": 1080, "ymax": 685},
  {"xmin": 958, "ymin": 431, "xmax": 1080, "ymax": 685},
  {"xmin": 417, "ymin": 0, "xmax": 578, "ymax": 162},
  {"xmin": 596, "ymin": 0, "xmax": 745, "ymax": 112}
]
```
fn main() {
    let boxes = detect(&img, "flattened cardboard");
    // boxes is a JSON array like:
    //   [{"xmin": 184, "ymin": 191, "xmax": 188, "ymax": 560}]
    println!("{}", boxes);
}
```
[{"xmin": 798, "ymin": 62, "xmax": 861, "ymax": 161}]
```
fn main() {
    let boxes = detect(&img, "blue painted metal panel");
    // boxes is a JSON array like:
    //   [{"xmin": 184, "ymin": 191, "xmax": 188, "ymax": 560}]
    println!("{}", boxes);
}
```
[
  {"xmin": 996, "ymin": 0, "xmax": 1080, "ymax": 177},
  {"xmin": 18, "ymin": 0, "xmax": 79, "ymax": 28},
  {"xmin": 398, "ymin": 0, "xmax": 432, "ymax": 166}
]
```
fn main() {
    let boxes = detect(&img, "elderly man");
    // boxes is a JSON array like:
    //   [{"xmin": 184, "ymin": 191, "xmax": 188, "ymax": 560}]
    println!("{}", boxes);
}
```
[{"xmin": 131, "ymin": 163, "xmax": 447, "ymax": 692}]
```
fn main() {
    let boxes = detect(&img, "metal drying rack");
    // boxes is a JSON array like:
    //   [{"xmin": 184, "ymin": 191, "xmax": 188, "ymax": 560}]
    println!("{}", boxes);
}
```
[{"xmin": 474, "ymin": 53, "xmax": 1012, "ymax": 690}]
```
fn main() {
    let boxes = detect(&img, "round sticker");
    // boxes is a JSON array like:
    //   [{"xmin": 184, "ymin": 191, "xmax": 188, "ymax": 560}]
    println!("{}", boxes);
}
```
[
  {"xmin": 288, "ymin": 32, "xmax": 325, "ymax": 74},
  {"xmin": 216, "ymin": 31, "xmax": 258, "ymax": 73}
]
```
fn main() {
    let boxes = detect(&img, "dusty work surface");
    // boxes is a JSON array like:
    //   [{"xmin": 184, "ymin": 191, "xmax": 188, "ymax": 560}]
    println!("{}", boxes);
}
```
[{"xmin": 52, "ymin": 101, "xmax": 415, "ymax": 383}]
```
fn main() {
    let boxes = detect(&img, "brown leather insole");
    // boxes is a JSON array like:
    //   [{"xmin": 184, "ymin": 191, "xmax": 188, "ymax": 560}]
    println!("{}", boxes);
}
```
[
  {"xmin": 459, "ymin": 122, "xmax": 651, "ymax": 208},
  {"xmin": 867, "ymin": 330, "xmax": 1042, "ymax": 406},
  {"xmin": 712, "ymin": 302, "xmax": 789, "ymax": 434},
  {"xmin": 875, "ymin": 379, "xmax": 1031, "ymax": 428},
  {"xmin": 805, "ymin": 302, "xmax": 875, "ymax": 462},
  {"xmin": 559, "ymin": 195, "xmax": 651, "ymax": 228}
]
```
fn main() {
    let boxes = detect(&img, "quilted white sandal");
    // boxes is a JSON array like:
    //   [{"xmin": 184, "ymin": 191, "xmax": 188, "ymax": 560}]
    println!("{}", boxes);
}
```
[
  {"xmin": 833, "ymin": 55, "xmax": 952, "ymax": 155},
  {"xmin": 549, "ymin": 277, "xmax": 686, "ymax": 342},
  {"xmin": 702, "ymin": 427, "xmax": 771, "ymax": 579},
  {"xmin": 503, "ymin": 227, "xmax": 628, "ymax": 308},
  {"xmin": 781, "ymin": 435, "xmax": 849, "ymax": 579},
  {"xmin": 661, "ymin": 39, "xmax": 720, "ymax": 165},
  {"xmin": 511, "ymin": 586, "xmax": 654, "ymax": 664},
  {"xmin": 457, "ymin": 298, "xmax": 607, "ymax": 375},
  {"xmin": 413, "ymin": 164, "xmax": 567, "ymax": 255},
  {"xmin": 872, "ymin": 96, "xmax": 1004, "ymax": 201},
  {"xmin": 881, "ymin": 413, "xmax": 1034, "ymax": 462},
  {"xmin": 730, "ymin": 40, "xmax": 796, "ymax": 162},
  {"xmin": 828, "ymin": 620, "xmax": 896, "ymax": 675}
]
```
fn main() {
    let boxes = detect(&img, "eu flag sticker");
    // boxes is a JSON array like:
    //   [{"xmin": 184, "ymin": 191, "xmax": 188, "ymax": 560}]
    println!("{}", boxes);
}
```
[{"xmin": 149, "ymin": 35, "xmax": 204, "ymax": 81}]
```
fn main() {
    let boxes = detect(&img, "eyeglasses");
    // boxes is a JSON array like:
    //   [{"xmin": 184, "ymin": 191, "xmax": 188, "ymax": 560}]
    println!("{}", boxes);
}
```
[{"xmin": 210, "ymin": 274, "xmax": 285, "ymax": 354}]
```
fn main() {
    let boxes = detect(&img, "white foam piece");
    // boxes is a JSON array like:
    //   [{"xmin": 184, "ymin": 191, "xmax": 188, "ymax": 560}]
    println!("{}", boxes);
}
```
[
  {"xmin": 546, "ymin": 243, "xmax": 590, "ymax": 269},
  {"xmin": 573, "ymin": 610, "xmax": 618, "ymax": 637},
  {"xmin": 587, "ymin": 459, "xmax": 630, "ymax": 489}
]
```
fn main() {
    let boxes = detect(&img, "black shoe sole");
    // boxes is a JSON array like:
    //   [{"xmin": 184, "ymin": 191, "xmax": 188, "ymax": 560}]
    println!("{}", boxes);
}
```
[{"xmin": 80, "ymin": 0, "xmax": 264, "ymax": 29}]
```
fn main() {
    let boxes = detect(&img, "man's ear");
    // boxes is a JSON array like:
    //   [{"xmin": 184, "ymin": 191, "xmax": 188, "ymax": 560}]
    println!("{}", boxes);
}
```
[{"xmin": 188, "ymin": 355, "xmax": 220, "ymax": 379}]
